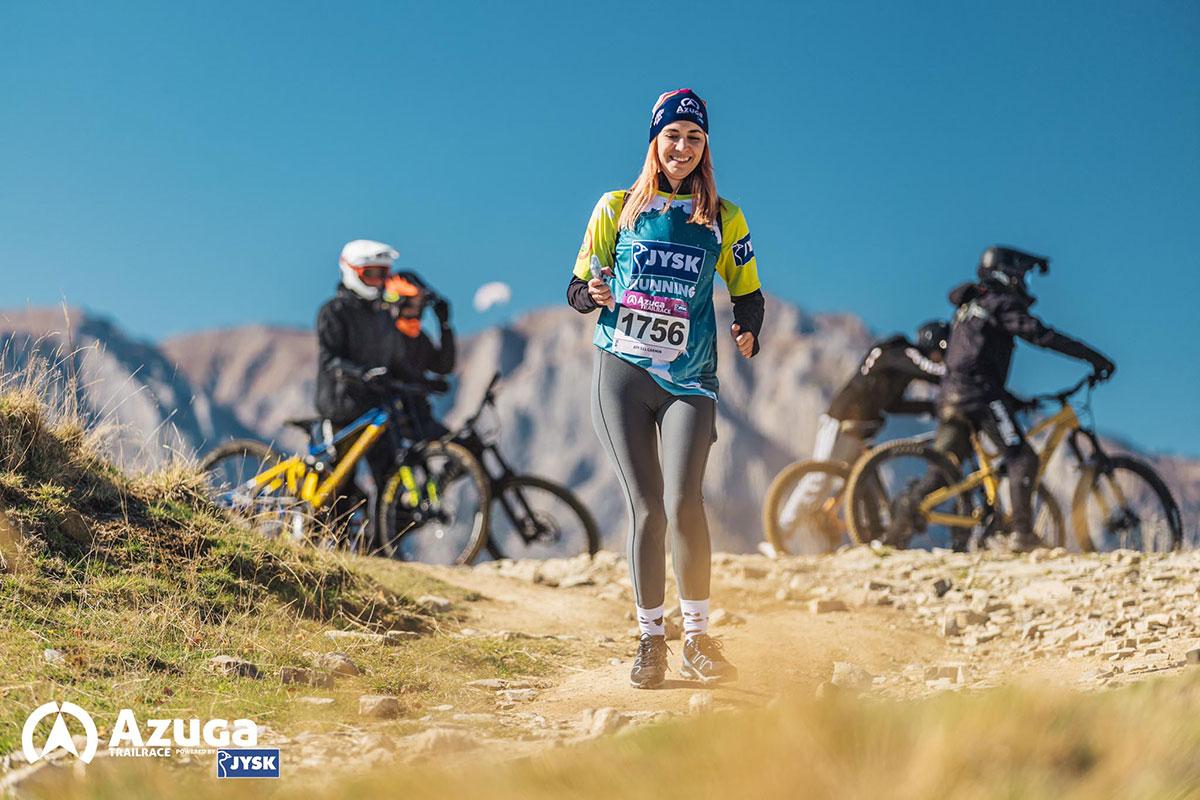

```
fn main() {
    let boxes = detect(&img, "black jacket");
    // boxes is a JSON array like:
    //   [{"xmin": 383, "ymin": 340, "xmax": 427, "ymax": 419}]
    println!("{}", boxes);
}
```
[
  {"xmin": 941, "ymin": 281, "xmax": 1106, "ymax": 410},
  {"xmin": 827, "ymin": 335, "xmax": 944, "ymax": 422},
  {"xmin": 315, "ymin": 286, "xmax": 456, "ymax": 425}
]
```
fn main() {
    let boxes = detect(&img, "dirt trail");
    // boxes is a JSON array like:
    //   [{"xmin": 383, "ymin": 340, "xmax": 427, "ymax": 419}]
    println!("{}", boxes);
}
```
[{"xmin": 416, "ymin": 559, "xmax": 959, "ymax": 727}]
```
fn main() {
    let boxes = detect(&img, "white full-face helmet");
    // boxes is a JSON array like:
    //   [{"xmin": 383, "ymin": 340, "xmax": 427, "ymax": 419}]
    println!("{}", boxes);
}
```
[{"xmin": 339, "ymin": 239, "xmax": 399, "ymax": 300}]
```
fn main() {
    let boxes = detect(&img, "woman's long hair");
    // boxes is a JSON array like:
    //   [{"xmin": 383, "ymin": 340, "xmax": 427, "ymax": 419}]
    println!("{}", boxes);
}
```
[{"xmin": 618, "ymin": 136, "xmax": 720, "ymax": 231}]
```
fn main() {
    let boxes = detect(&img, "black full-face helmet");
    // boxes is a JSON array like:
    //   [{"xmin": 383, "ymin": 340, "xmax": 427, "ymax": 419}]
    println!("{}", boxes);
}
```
[
  {"xmin": 977, "ymin": 245, "xmax": 1049, "ymax": 295},
  {"xmin": 915, "ymin": 319, "xmax": 951, "ymax": 356}
]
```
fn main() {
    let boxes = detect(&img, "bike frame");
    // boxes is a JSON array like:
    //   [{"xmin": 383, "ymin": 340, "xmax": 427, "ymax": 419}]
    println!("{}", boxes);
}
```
[
  {"xmin": 918, "ymin": 403, "xmax": 1083, "ymax": 529},
  {"xmin": 248, "ymin": 408, "xmax": 390, "ymax": 510}
]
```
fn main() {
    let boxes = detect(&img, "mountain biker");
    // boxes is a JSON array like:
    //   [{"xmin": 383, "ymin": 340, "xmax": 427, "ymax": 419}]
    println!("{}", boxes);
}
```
[
  {"xmin": 885, "ymin": 245, "xmax": 1115, "ymax": 552},
  {"xmin": 315, "ymin": 240, "xmax": 456, "ymax": 520},
  {"xmin": 777, "ymin": 320, "xmax": 949, "ymax": 531},
  {"xmin": 568, "ymin": 89, "xmax": 764, "ymax": 689}
]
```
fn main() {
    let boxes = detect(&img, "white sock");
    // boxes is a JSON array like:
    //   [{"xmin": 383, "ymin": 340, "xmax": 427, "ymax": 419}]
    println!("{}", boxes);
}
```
[
  {"xmin": 635, "ymin": 605, "xmax": 665, "ymax": 638},
  {"xmin": 680, "ymin": 598, "xmax": 709, "ymax": 642}
]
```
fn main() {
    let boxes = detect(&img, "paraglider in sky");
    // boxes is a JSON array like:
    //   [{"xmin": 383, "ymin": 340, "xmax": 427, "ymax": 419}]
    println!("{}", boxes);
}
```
[{"xmin": 473, "ymin": 281, "xmax": 512, "ymax": 313}]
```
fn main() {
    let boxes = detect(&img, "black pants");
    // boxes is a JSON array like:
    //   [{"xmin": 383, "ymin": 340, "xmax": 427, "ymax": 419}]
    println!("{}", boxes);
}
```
[{"xmin": 932, "ymin": 398, "xmax": 1038, "ymax": 538}]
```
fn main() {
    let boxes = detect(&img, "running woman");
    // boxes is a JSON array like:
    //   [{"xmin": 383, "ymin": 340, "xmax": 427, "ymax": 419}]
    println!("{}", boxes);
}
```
[{"xmin": 566, "ymin": 89, "xmax": 764, "ymax": 689}]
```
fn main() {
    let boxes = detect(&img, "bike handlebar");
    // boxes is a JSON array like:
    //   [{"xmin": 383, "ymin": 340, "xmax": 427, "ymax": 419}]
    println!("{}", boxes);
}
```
[{"xmin": 1023, "ymin": 373, "xmax": 1103, "ymax": 409}]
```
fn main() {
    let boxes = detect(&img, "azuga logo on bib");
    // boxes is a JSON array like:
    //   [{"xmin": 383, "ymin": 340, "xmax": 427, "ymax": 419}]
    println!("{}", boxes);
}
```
[{"xmin": 631, "ymin": 240, "xmax": 704, "ymax": 283}]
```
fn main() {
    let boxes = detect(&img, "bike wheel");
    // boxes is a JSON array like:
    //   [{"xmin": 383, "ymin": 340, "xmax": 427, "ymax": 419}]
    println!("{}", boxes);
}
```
[
  {"xmin": 377, "ymin": 440, "xmax": 490, "ymax": 565},
  {"xmin": 486, "ymin": 475, "xmax": 599, "ymax": 560},
  {"xmin": 762, "ymin": 460, "xmax": 850, "ymax": 555},
  {"xmin": 1071, "ymin": 455, "xmax": 1183, "ymax": 552},
  {"xmin": 845, "ymin": 438, "xmax": 972, "ymax": 549}
]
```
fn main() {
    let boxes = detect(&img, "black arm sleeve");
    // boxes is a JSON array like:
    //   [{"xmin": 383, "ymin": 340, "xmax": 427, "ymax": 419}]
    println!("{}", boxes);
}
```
[
  {"xmin": 567, "ymin": 276, "xmax": 599, "ymax": 314},
  {"xmin": 730, "ymin": 289, "xmax": 765, "ymax": 357},
  {"xmin": 884, "ymin": 397, "xmax": 937, "ymax": 416},
  {"xmin": 428, "ymin": 326, "xmax": 456, "ymax": 375},
  {"xmin": 998, "ymin": 306, "xmax": 1106, "ymax": 364},
  {"xmin": 317, "ymin": 304, "xmax": 367, "ymax": 377}
]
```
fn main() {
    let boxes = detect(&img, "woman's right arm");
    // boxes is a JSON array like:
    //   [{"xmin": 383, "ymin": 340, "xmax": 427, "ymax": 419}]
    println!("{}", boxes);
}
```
[{"xmin": 567, "ymin": 192, "xmax": 623, "ymax": 314}]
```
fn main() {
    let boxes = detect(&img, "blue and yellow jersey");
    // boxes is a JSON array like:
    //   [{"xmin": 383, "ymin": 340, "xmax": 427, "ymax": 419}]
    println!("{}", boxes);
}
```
[{"xmin": 573, "ymin": 189, "xmax": 761, "ymax": 398}]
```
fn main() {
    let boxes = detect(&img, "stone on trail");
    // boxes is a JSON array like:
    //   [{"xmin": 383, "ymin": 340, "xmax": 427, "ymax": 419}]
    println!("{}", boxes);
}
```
[
  {"xmin": 280, "ymin": 667, "xmax": 312, "ymax": 685},
  {"xmin": 809, "ymin": 599, "xmax": 848, "ymax": 614},
  {"xmin": 417, "ymin": 595, "xmax": 453, "ymax": 614},
  {"xmin": 929, "ymin": 578, "xmax": 953, "ymax": 598},
  {"xmin": 831, "ymin": 661, "xmax": 874, "ymax": 691},
  {"xmin": 940, "ymin": 614, "xmax": 961, "ymax": 638},
  {"xmin": 385, "ymin": 630, "xmax": 422, "ymax": 645},
  {"xmin": 43, "ymin": 648, "xmax": 66, "ymax": 665},
  {"xmin": 689, "ymin": 691, "xmax": 714, "ymax": 714},
  {"xmin": 297, "ymin": 697, "xmax": 335, "ymax": 706},
  {"xmin": 316, "ymin": 652, "xmax": 362, "ymax": 676},
  {"xmin": 497, "ymin": 688, "xmax": 538, "ymax": 703},
  {"xmin": 359, "ymin": 695, "xmax": 402, "ymax": 719},
  {"xmin": 1186, "ymin": 648, "xmax": 1200, "ymax": 666},
  {"xmin": 665, "ymin": 617, "xmax": 683, "ymax": 641},
  {"xmin": 210, "ymin": 655, "xmax": 260, "ymax": 679},
  {"xmin": 588, "ymin": 707, "xmax": 628, "ymax": 737}
]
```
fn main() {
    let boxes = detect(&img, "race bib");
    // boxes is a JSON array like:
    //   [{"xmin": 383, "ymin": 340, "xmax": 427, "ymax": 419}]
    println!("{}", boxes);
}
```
[{"xmin": 612, "ymin": 291, "xmax": 690, "ymax": 362}]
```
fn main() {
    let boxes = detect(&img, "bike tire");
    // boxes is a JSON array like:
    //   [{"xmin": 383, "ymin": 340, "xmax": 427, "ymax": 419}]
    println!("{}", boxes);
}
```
[
  {"xmin": 762, "ymin": 460, "xmax": 850, "ymax": 555},
  {"xmin": 1071, "ymin": 455, "xmax": 1183, "ymax": 552},
  {"xmin": 377, "ymin": 440, "xmax": 491, "ymax": 565},
  {"xmin": 486, "ymin": 475, "xmax": 600, "ymax": 560},
  {"xmin": 844, "ymin": 438, "xmax": 971, "ymax": 548},
  {"xmin": 1032, "ymin": 483, "xmax": 1065, "ymax": 549}
]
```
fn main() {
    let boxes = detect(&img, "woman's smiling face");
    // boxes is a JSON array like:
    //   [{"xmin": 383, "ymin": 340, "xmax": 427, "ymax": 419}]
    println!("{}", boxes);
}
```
[{"xmin": 656, "ymin": 121, "xmax": 706, "ymax": 186}]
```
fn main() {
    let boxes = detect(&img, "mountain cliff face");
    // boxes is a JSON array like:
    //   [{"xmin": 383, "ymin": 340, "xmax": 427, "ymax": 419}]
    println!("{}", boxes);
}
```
[{"xmin": 4, "ymin": 300, "xmax": 1196, "ymax": 550}]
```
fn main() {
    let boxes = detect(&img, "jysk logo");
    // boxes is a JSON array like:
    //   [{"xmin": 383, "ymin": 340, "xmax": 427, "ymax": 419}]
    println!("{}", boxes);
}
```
[
  {"xmin": 217, "ymin": 748, "xmax": 280, "ymax": 779},
  {"xmin": 631, "ymin": 240, "xmax": 705, "ymax": 283},
  {"xmin": 732, "ymin": 232, "xmax": 754, "ymax": 267}
]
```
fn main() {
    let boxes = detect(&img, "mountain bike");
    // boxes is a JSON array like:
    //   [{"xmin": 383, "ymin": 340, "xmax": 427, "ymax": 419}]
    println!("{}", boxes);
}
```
[
  {"xmin": 200, "ymin": 376, "xmax": 491, "ymax": 565},
  {"xmin": 761, "ymin": 419, "xmax": 885, "ymax": 555},
  {"xmin": 454, "ymin": 372, "xmax": 599, "ymax": 559},
  {"xmin": 844, "ymin": 375, "xmax": 1183, "ymax": 552}
]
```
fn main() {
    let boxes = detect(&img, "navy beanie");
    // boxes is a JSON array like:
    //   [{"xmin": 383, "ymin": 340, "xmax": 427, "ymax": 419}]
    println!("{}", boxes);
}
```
[{"xmin": 648, "ymin": 89, "xmax": 709, "ymax": 142}]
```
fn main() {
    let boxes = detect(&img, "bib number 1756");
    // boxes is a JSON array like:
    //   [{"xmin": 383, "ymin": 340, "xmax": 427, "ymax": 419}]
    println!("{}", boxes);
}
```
[{"xmin": 617, "ymin": 308, "xmax": 686, "ymax": 346}]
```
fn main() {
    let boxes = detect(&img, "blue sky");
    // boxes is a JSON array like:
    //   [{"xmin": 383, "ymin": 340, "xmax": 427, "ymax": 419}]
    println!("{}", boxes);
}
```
[{"xmin": 1, "ymin": 1, "xmax": 1197, "ymax": 454}]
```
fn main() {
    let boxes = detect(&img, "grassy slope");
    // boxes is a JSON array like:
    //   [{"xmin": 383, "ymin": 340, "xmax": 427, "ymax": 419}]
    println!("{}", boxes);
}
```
[{"xmin": 0, "ymin": 388, "xmax": 566, "ymax": 757}]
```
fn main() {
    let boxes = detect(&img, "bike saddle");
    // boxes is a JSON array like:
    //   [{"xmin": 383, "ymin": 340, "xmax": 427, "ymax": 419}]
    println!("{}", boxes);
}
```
[{"xmin": 285, "ymin": 417, "xmax": 322, "ymax": 431}]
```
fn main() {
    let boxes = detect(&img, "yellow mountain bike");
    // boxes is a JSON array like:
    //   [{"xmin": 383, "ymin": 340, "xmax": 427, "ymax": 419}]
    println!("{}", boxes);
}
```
[
  {"xmin": 844, "ymin": 375, "xmax": 1183, "ymax": 552},
  {"xmin": 200, "ymin": 376, "xmax": 491, "ymax": 564}
]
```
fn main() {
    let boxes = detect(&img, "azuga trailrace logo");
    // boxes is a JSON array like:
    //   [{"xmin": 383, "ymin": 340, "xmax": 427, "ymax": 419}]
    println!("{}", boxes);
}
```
[{"xmin": 20, "ymin": 700, "xmax": 278, "ymax": 777}]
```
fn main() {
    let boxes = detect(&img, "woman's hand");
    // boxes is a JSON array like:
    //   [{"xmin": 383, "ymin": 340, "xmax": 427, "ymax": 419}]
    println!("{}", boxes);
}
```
[
  {"xmin": 731, "ymin": 323, "xmax": 755, "ymax": 359},
  {"xmin": 587, "ymin": 277, "xmax": 614, "ymax": 310}
]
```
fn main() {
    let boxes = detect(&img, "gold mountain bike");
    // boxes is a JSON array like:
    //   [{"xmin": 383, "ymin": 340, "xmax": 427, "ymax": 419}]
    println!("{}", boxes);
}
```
[
  {"xmin": 844, "ymin": 375, "xmax": 1183, "ymax": 551},
  {"xmin": 200, "ymin": 375, "xmax": 491, "ymax": 564}
]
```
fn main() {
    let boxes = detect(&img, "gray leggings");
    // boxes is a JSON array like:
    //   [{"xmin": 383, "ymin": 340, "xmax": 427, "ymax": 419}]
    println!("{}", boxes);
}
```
[{"xmin": 590, "ymin": 349, "xmax": 716, "ymax": 609}]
